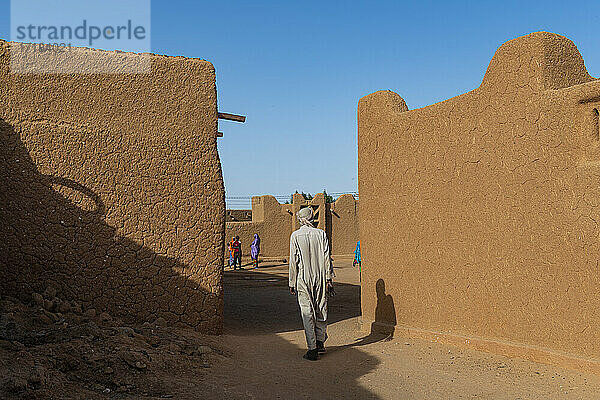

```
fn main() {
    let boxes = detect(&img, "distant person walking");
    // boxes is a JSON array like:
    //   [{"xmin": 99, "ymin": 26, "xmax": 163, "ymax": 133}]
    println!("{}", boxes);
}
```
[
  {"xmin": 232, "ymin": 236, "xmax": 242, "ymax": 270},
  {"xmin": 353, "ymin": 240, "xmax": 361, "ymax": 282},
  {"xmin": 289, "ymin": 207, "xmax": 334, "ymax": 361},
  {"xmin": 228, "ymin": 237, "xmax": 235, "ymax": 268},
  {"xmin": 250, "ymin": 233, "xmax": 260, "ymax": 269},
  {"xmin": 353, "ymin": 241, "xmax": 361, "ymax": 267}
]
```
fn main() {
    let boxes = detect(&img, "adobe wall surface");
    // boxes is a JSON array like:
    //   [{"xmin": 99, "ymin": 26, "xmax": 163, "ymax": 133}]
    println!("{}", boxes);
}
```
[
  {"xmin": 330, "ymin": 194, "xmax": 360, "ymax": 255},
  {"xmin": 0, "ymin": 41, "xmax": 225, "ymax": 333},
  {"xmin": 226, "ymin": 196, "xmax": 292, "ymax": 259},
  {"xmin": 225, "ymin": 194, "xmax": 358, "ymax": 259},
  {"xmin": 359, "ymin": 32, "xmax": 600, "ymax": 367}
]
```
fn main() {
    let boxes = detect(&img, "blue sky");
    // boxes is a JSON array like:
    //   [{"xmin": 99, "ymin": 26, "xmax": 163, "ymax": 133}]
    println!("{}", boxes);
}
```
[{"xmin": 0, "ymin": 1, "xmax": 598, "ymax": 208}]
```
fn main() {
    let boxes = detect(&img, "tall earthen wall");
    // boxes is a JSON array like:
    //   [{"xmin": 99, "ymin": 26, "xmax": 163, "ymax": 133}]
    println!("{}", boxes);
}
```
[
  {"xmin": 225, "ymin": 194, "xmax": 358, "ymax": 260},
  {"xmin": 0, "ymin": 41, "xmax": 225, "ymax": 333},
  {"xmin": 359, "ymin": 32, "xmax": 600, "ymax": 372},
  {"xmin": 226, "ymin": 195, "xmax": 292, "ymax": 259},
  {"xmin": 330, "ymin": 194, "xmax": 360, "ymax": 256}
]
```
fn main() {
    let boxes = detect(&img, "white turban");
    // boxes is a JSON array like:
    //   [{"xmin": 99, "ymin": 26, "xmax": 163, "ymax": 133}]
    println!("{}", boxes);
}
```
[{"xmin": 297, "ymin": 207, "xmax": 314, "ymax": 227}]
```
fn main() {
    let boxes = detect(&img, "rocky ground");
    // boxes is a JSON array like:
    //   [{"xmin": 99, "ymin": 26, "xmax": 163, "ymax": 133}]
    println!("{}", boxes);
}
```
[{"xmin": 0, "ymin": 288, "xmax": 221, "ymax": 399}]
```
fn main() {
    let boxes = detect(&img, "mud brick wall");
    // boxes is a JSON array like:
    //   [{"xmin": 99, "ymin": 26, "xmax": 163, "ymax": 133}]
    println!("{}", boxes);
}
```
[
  {"xmin": 225, "ymin": 194, "xmax": 359, "ymax": 260},
  {"xmin": 359, "ymin": 32, "xmax": 600, "ymax": 367},
  {"xmin": 0, "ymin": 41, "xmax": 225, "ymax": 333},
  {"xmin": 329, "ymin": 194, "xmax": 359, "ymax": 256},
  {"xmin": 225, "ymin": 195, "xmax": 292, "ymax": 260}
]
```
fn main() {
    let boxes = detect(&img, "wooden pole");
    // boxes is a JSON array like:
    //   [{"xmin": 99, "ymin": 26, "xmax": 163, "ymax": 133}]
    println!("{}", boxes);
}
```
[{"xmin": 218, "ymin": 112, "xmax": 246, "ymax": 123}]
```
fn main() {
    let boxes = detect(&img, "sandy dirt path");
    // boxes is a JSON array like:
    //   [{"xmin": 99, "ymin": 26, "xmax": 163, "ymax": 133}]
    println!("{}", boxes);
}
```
[
  {"xmin": 209, "ymin": 259, "xmax": 600, "ymax": 399},
  {"xmin": 4, "ymin": 260, "xmax": 599, "ymax": 399}
]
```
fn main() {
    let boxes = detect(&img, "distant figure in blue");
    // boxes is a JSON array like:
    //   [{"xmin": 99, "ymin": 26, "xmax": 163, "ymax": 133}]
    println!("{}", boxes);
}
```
[
  {"xmin": 250, "ymin": 233, "xmax": 260, "ymax": 269},
  {"xmin": 353, "ymin": 241, "xmax": 361, "ymax": 267},
  {"xmin": 353, "ymin": 241, "xmax": 361, "ymax": 281}
]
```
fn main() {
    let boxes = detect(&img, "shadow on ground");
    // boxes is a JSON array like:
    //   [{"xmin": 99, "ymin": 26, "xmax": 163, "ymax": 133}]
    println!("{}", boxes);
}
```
[
  {"xmin": 222, "ymin": 267, "xmax": 389, "ymax": 399},
  {"xmin": 224, "ymin": 268, "xmax": 360, "ymax": 335}
]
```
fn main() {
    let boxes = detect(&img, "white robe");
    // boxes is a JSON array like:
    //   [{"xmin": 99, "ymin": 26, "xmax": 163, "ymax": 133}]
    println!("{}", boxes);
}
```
[{"xmin": 289, "ymin": 225, "xmax": 333, "ymax": 349}]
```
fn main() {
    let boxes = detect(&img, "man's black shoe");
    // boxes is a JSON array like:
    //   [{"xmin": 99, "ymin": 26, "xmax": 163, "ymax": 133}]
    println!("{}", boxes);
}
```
[
  {"xmin": 303, "ymin": 349, "xmax": 318, "ymax": 361},
  {"xmin": 316, "ymin": 340, "xmax": 326, "ymax": 353}
]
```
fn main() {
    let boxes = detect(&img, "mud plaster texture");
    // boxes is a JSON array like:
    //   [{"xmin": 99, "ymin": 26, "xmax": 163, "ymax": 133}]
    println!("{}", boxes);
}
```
[
  {"xmin": 0, "ymin": 41, "xmax": 225, "ymax": 333},
  {"xmin": 358, "ymin": 32, "xmax": 600, "ymax": 369},
  {"xmin": 225, "ymin": 193, "xmax": 359, "ymax": 259}
]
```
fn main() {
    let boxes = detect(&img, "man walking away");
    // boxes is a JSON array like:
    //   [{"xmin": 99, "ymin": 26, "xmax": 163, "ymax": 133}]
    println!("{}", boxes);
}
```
[
  {"xmin": 232, "ymin": 236, "xmax": 242, "ymax": 270},
  {"xmin": 289, "ymin": 207, "xmax": 334, "ymax": 361}
]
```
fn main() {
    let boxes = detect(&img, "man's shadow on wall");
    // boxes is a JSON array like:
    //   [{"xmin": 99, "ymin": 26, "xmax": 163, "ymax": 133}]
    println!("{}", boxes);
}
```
[
  {"xmin": 0, "ymin": 118, "xmax": 220, "ymax": 332},
  {"xmin": 351, "ymin": 278, "xmax": 396, "ymax": 347}
]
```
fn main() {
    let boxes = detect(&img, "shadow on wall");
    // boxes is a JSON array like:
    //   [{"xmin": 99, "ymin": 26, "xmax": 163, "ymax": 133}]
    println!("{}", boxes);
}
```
[
  {"xmin": 374, "ymin": 278, "xmax": 396, "ymax": 334},
  {"xmin": 352, "ymin": 279, "xmax": 396, "ymax": 347},
  {"xmin": 0, "ymin": 119, "xmax": 221, "ymax": 332}
]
